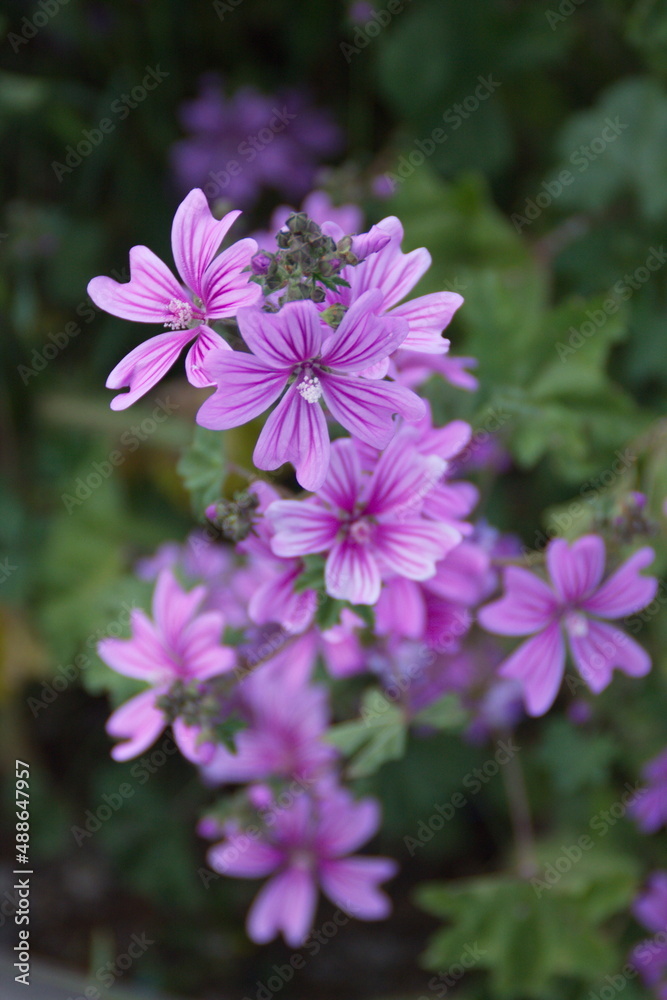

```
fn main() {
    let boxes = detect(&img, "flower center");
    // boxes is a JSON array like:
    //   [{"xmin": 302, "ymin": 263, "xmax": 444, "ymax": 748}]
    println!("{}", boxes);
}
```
[
  {"xmin": 289, "ymin": 848, "xmax": 315, "ymax": 871},
  {"xmin": 297, "ymin": 372, "xmax": 323, "ymax": 404},
  {"xmin": 565, "ymin": 610, "xmax": 589, "ymax": 638},
  {"xmin": 348, "ymin": 518, "xmax": 373, "ymax": 545},
  {"xmin": 164, "ymin": 298, "xmax": 195, "ymax": 330}
]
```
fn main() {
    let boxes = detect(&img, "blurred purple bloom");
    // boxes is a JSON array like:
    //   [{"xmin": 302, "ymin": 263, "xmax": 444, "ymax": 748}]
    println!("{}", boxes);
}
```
[
  {"xmin": 98, "ymin": 569, "xmax": 234, "ymax": 762},
  {"xmin": 479, "ymin": 536, "xmax": 657, "ymax": 716},
  {"xmin": 629, "ymin": 749, "xmax": 667, "ymax": 834},
  {"xmin": 631, "ymin": 872, "xmax": 667, "ymax": 998},
  {"xmin": 171, "ymin": 75, "xmax": 342, "ymax": 209},
  {"xmin": 88, "ymin": 189, "xmax": 259, "ymax": 409},
  {"xmin": 391, "ymin": 350, "xmax": 479, "ymax": 392},
  {"xmin": 197, "ymin": 292, "xmax": 423, "ymax": 490},
  {"xmin": 208, "ymin": 784, "xmax": 397, "ymax": 946}
]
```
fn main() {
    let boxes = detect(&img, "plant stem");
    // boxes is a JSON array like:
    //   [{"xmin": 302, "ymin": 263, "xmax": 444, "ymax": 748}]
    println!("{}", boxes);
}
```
[{"xmin": 499, "ymin": 727, "xmax": 538, "ymax": 879}]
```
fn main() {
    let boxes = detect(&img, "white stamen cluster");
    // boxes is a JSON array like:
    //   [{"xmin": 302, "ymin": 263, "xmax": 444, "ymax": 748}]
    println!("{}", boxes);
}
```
[
  {"xmin": 566, "ymin": 610, "xmax": 589, "ymax": 637},
  {"xmin": 164, "ymin": 298, "xmax": 195, "ymax": 330},
  {"xmin": 297, "ymin": 374, "xmax": 323, "ymax": 404}
]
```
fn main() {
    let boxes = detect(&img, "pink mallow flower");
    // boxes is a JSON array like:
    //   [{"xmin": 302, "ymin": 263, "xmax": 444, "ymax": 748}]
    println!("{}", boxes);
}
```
[
  {"xmin": 88, "ymin": 189, "xmax": 260, "ymax": 409},
  {"xmin": 629, "ymin": 749, "xmax": 667, "ymax": 834},
  {"xmin": 197, "ymin": 291, "xmax": 423, "ymax": 490},
  {"xmin": 478, "ymin": 536, "xmax": 657, "ymax": 716},
  {"xmin": 266, "ymin": 436, "xmax": 461, "ymax": 605},
  {"xmin": 98, "ymin": 569, "xmax": 234, "ymax": 763},
  {"xmin": 207, "ymin": 784, "xmax": 397, "ymax": 946},
  {"xmin": 631, "ymin": 872, "xmax": 667, "ymax": 998}
]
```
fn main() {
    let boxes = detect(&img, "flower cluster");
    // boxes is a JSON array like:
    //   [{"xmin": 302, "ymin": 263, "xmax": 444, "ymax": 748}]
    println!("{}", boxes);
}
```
[{"xmin": 90, "ymin": 188, "xmax": 660, "ymax": 950}]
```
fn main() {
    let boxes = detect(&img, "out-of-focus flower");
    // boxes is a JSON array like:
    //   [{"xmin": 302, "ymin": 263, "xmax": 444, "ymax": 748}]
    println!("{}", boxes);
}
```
[
  {"xmin": 208, "ymin": 784, "xmax": 397, "ymax": 946},
  {"xmin": 631, "ymin": 872, "xmax": 667, "ymax": 998},
  {"xmin": 629, "ymin": 749, "xmax": 667, "ymax": 834},
  {"xmin": 479, "ymin": 536, "xmax": 658, "ymax": 716},
  {"xmin": 171, "ymin": 75, "xmax": 342, "ymax": 209}
]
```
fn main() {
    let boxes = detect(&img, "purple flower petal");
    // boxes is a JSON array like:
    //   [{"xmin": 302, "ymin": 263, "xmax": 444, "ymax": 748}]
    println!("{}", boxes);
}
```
[
  {"xmin": 546, "ymin": 535, "xmax": 606, "ymax": 604},
  {"xmin": 247, "ymin": 868, "xmax": 318, "ymax": 947},
  {"xmin": 267, "ymin": 500, "xmax": 340, "ymax": 558},
  {"xmin": 316, "ymin": 793, "xmax": 381, "ymax": 855},
  {"xmin": 170, "ymin": 190, "xmax": 242, "ymax": 298},
  {"xmin": 478, "ymin": 567, "xmax": 559, "ymax": 636},
  {"xmin": 318, "ymin": 438, "xmax": 364, "ymax": 514},
  {"xmin": 320, "ymin": 372, "xmax": 424, "ymax": 449},
  {"xmin": 580, "ymin": 546, "xmax": 657, "ymax": 619},
  {"xmin": 173, "ymin": 719, "xmax": 217, "ymax": 765},
  {"xmin": 106, "ymin": 327, "xmax": 196, "ymax": 410},
  {"xmin": 237, "ymin": 299, "xmax": 324, "ymax": 368},
  {"xmin": 98, "ymin": 610, "xmax": 168, "ymax": 682},
  {"xmin": 196, "ymin": 350, "xmax": 288, "ymax": 429},
  {"xmin": 88, "ymin": 245, "xmax": 188, "ymax": 323},
  {"xmin": 567, "ymin": 618, "xmax": 651, "ymax": 694},
  {"xmin": 180, "ymin": 611, "xmax": 234, "ymax": 680},
  {"xmin": 320, "ymin": 290, "xmax": 409, "ymax": 371},
  {"xmin": 208, "ymin": 836, "xmax": 282, "ymax": 878},
  {"xmin": 375, "ymin": 577, "xmax": 426, "ymax": 638},
  {"xmin": 106, "ymin": 689, "xmax": 167, "ymax": 761},
  {"xmin": 185, "ymin": 325, "xmax": 231, "ymax": 388},
  {"xmin": 498, "ymin": 622, "xmax": 566, "ymax": 717},
  {"xmin": 374, "ymin": 520, "xmax": 461, "ymax": 581},
  {"xmin": 152, "ymin": 568, "xmax": 206, "ymax": 651},
  {"xmin": 248, "ymin": 565, "xmax": 318, "ymax": 634},
  {"xmin": 347, "ymin": 216, "xmax": 430, "ymax": 310},
  {"xmin": 325, "ymin": 539, "xmax": 382, "ymax": 604},
  {"xmin": 201, "ymin": 237, "xmax": 260, "ymax": 317},
  {"xmin": 253, "ymin": 382, "xmax": 330, "ymax": 490},
  {"xmin": 320, "ymin": 857, "xmax": 397, "ymax": 919},
  {"xmin": 364, "ymin": 444, "xmax": 445, "ymax": 518},
  {"xmin": 390, "ymin": 291, "xmax": 463, "ymax": 353}
]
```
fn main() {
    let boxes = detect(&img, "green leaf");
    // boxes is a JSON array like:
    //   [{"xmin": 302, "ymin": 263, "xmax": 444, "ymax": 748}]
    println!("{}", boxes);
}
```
[
  {"xmin": 413, "ymin": 693, "xmax": 467, "ymax": 731},
  {"xmin": 536, "ymin": 718, "xmax": 616, "ymax": 794},
  {"xmin": 177, "ymin": 426, "xmax": 226, "ymax": 515},
  {"xmin": 326, "ymin": 688, "xmax": 407, "ymax": 778}
]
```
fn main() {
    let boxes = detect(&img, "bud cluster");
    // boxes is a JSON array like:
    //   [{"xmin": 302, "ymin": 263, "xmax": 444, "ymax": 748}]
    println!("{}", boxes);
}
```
[
  {"xmin": 206, "ymin": 490, "xmax": 260, "ymax": 542},
  {"xmin": 250, "ymin": 213, "xmax": 357, "ymax": 307}
]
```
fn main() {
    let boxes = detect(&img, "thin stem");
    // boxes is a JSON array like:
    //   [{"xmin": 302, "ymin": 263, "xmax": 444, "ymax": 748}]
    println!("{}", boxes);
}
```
[{"xmin": 499, "ymin": 727, "xmax": 538, "ymax": 879}]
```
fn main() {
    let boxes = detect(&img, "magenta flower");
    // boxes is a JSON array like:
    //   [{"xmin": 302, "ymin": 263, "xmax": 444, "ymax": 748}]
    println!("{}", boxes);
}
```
[
  {"xmin": 478, "ymin": 536, "xmax": 657, "ymax": 716},
  {"xmin": 88, "ymin": 189, "xmax": 260, "ymax": 409},
  {"xmin": 98, "ymin": 569, "xmax": 234, "ymax": 762},
  {"xmin": 629, "ymin": 749, "xmax": 667, "ymax": 834},
  {"xmin": 266, "ymin": 436, "xmax": 461, "ymax": 605},
  {"xmin": 208, "ymin": 785, "xmax": 397, "ymax": 946},
  {"xmin": 197, "ymin": 291, "xmax": 424, "ymax": 490},
  {"xmin": 322, "ymin": 216, "xmax": 463, "ymax": 354},
  {"xmin": 631, "ymin": 872, "xmax": 667, "ymax": 997}
]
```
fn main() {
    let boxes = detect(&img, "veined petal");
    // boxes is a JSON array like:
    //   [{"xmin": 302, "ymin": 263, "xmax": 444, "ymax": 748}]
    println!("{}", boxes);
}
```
[
  {"xmin": 546, "ymin": 535, "xmax": 606, "ymax": 603},
  {"xmin": 316, "ymin": 794, "xmax": 380, "ymax": 855},
  {"xmin": 97, "ymin": 609, "xmax": 167, "ymax": 682},
  {"xmin": 374, "ymin": 576, "xmax": 426, "ymax": 638},
  {"xmin": 325, "ymin": 540, "xmax": 382, "ymax": 604},
  {"xmin": 478, "ymin": 567, "xmax": 559, "ymax": 636},
  {"xmin": 320, "ymin": 372, "xmax": 424, "ymax": 449},
  {"xmin": 152, "ymin": 569, "xmax": 205, "ymax": 651},
  {"xmin": 173, "ymin": 719, "xmax": 217, "ymax": 765},
  {"xmin": 390, "ymin": 291, "xmax": 463, "ymax": 353},
  {"xmin": 237, "ymin": 299, "xmax": 324, "ymax": 367},
  {"xmin": 106, "ymin": 327, "xmax": 195, "ymax": 411},
  {"xmin": 253, "ymin": 383, "xmax": 330, "ymax": 491},
  {"xmin": 580, "ymin": 547, "xmax": 657, "ymax": 619},
  {"xmin": 364, "ymin": 440, "xmax": 444, "ymax": 517},
  {"xmin": 248, "ymin": 566, "xmax": 318, "ymax": 634},
  {"xmin": 88, "ymin": 245, "xmax": 186, "ymax": 323},
  {"xmin": 568, "ymin": 618, "xmax": 651, "ymax": 694},
  {"xmin": 320, "ymin": 290, "xmax": 409, "ymax": 370},
  {"xmin": 208, "ymin": 836, "xmax": 282, "ymax": 879},
  {"xmin": 318, "ymin": 438, "xmax": 364, "ymax": 513},
  {"xmin": 196, "ymin": 350, "xmax": 288, "ymax": 429},
  {"xmin": 106, "ymin": 689, "xmax": 167, "ymax": 761},
  {"xmin": 374, "ymin": 520, "xmax": 460, "ymax": 581},
  {"xmin": 185, "ymin": 325, "xmax": 231, "ymax": 388},
  {"xmin": 201, "ymin": 238, "xmax": 261, "ymax": 317},
  {"xmin": 267, "ymin": 500, "xmax": 340, "ymax": 558},
  {"xmin": 171, "ymin": 190, "xmax": 243, "ymax": 297},
  {"xmin": 498, "ymin": 622, "xmax": 566, "ymax": 717},
  {"xmin": 348, "ymin": 216, "xmax": 431, "ymax": 310}
]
